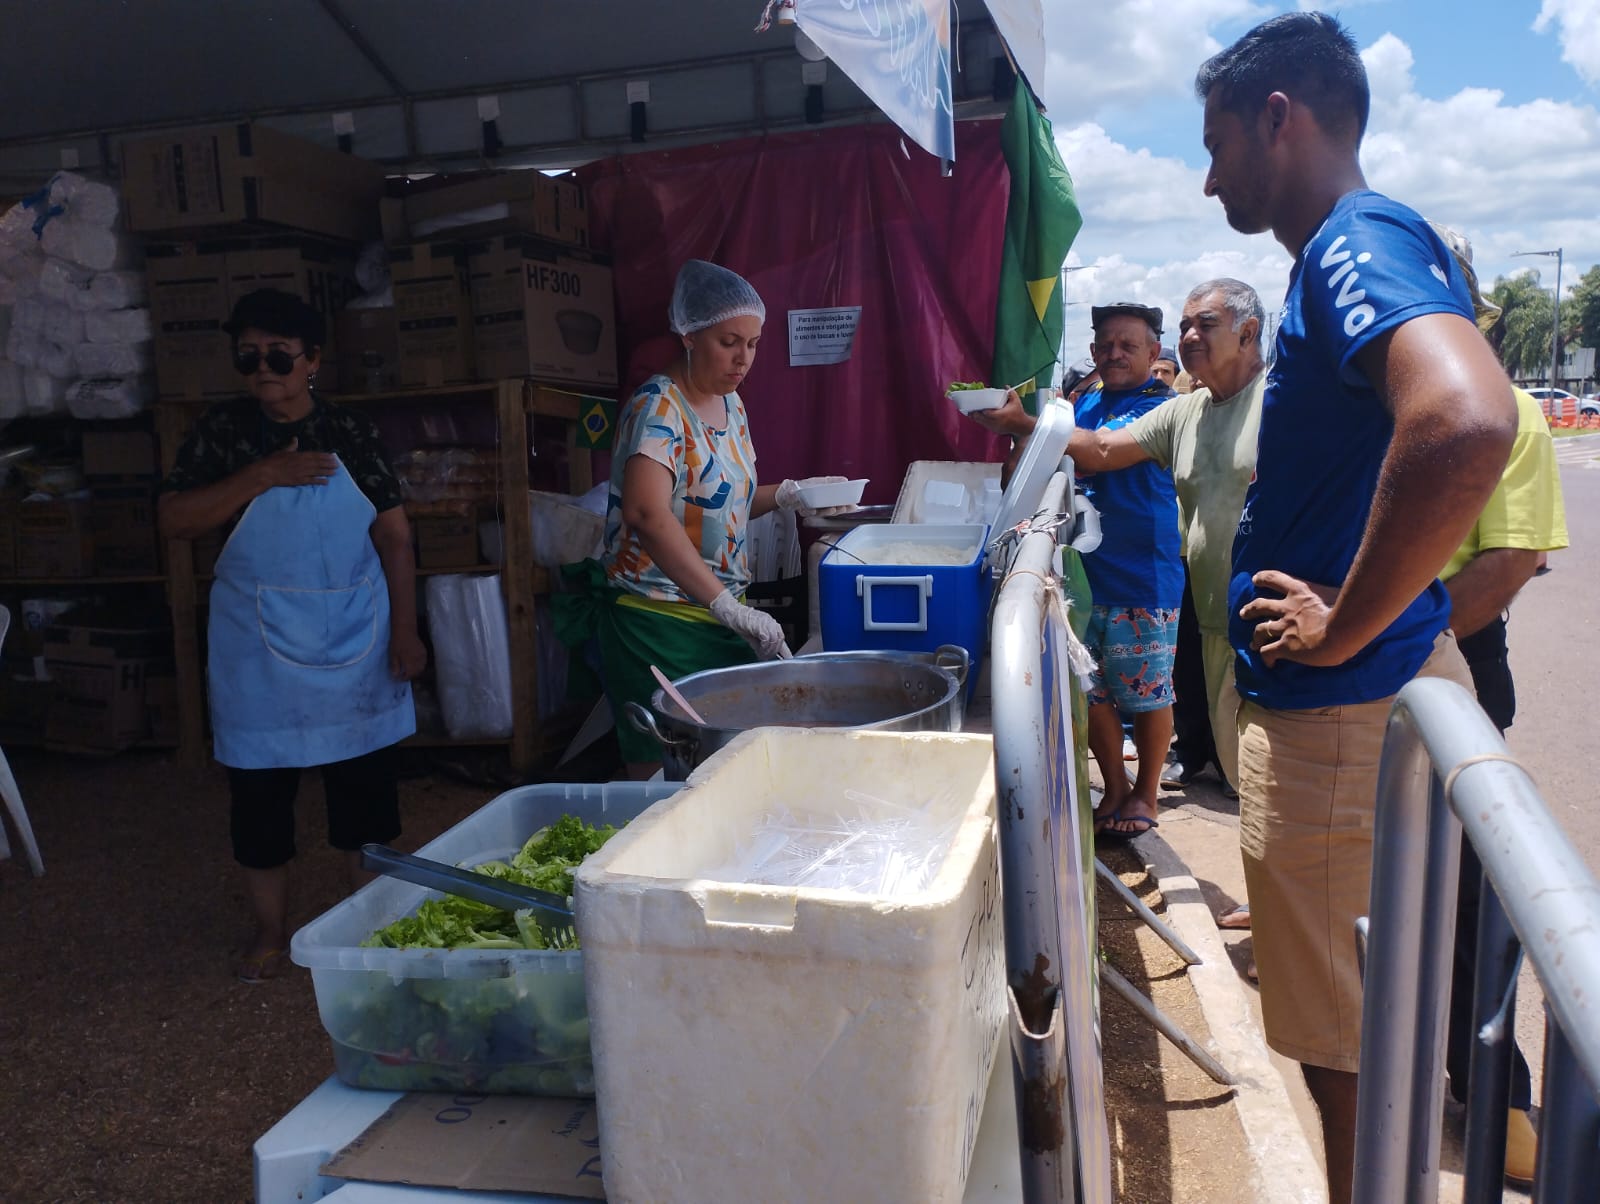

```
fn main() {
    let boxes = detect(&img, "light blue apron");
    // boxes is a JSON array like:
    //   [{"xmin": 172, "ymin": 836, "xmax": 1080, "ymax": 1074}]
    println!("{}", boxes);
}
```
[{"xmin": 208, "ymin": 458, "xmax": 415, "ymax": 769}]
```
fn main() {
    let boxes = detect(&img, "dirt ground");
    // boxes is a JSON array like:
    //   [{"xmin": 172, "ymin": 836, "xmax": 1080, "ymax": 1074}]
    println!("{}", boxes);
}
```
[
  {"xmin": 1096, "ymin": 843, "xmax": 1250, "ymax": 1202},
  {"xmin": 2, "ymin": 746, "xmax": 1249, "ymax": 1204},
  {"xmin": 0, "ymin": 747, "xmax": 493, "ymax": 1204}
]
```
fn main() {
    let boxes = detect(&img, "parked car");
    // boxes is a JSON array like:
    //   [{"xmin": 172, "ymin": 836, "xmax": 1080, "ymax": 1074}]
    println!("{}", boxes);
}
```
[{"xmin": 1525, "ymin": 387, "xmax": 1592, "ymax": 417}]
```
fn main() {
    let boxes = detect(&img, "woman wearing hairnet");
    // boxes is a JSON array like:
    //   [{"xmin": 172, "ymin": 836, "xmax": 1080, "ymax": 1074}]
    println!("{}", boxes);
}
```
[{"xmin": 560, "ymin": 260, "xmax": 849, "ymax": 778}]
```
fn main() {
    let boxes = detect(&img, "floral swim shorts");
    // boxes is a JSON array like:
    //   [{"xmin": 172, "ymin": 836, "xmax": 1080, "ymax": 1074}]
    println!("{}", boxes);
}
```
[{"xmin": 1082, "ymin": 604, "xmax": 1180, "ymax": 713}]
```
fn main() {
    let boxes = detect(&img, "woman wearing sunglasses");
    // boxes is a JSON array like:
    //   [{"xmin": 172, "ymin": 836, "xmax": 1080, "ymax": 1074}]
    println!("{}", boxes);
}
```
[{"xmin": 158, "ymin": 287, "xmax": 426, "ymax": 984}]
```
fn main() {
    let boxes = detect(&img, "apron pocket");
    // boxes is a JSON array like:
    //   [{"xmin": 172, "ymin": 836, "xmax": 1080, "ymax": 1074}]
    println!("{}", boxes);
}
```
[{"xmin": 257, "ymin": 579, "xmax": 379, "ymax": 669}]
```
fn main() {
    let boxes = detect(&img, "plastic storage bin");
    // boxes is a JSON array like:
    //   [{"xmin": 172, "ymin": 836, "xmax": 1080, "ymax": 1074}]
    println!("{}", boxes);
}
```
[
  {"xmin": 819, "ymin": 522, "xmax": 990, "ymax": 685},
  {"xmin": 575, "ymin": 728, "xmax": 1005, "ymax": 1204},
  {"xmin": 288, "ymin": 781, "xmax": 676, "ymax": 1095}
]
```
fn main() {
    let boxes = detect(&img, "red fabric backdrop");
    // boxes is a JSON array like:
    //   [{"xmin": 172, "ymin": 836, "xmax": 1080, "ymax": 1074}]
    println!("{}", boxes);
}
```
[{"xmin": 578, "ymin": 120, "xmax": 1009, "ymax": 505}]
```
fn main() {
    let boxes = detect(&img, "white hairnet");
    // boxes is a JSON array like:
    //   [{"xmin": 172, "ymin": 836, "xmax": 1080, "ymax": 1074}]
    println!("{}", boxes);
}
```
[{"xmin": 668, "ymin": 260, "xmax": 766, "ymax": 335}]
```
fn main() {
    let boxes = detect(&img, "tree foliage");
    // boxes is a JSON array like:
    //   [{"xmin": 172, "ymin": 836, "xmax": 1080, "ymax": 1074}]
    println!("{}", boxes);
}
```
[
  {"xmin": 1489, "ymin": 272, "xmax": 1556, "ymax": 382},
  {"xmin": 1567, "ymin": 264, "xmax": 1600, "ymax": 356}
]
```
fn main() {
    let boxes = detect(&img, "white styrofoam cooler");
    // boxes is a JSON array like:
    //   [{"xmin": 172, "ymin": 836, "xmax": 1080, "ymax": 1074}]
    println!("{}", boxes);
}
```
[{"xmin": 574, "ymin": 728, "xmax": 1006, "ymax": 1204}]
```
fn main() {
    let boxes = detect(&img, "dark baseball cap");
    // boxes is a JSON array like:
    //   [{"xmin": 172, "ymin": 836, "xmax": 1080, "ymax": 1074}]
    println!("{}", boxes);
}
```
[{"xmin": 1091, "ymin": 301, "xmax": 1163, "ymax": 337}]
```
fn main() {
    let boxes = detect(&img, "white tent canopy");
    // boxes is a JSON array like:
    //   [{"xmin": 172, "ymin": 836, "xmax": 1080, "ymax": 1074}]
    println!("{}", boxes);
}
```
[{"xmin": 0, "ymin": 1, "xmax": 1024, "ymax": 185}]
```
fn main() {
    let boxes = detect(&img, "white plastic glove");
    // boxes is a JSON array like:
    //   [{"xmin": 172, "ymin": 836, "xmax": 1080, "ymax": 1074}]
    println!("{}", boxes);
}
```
[
  {"xmin": 709, "ymin": 588, "xmax": 793, "ymax": 660},
  {"xmin": 775, "ymin": 475, "xmax": 858, "ymax": 518}
]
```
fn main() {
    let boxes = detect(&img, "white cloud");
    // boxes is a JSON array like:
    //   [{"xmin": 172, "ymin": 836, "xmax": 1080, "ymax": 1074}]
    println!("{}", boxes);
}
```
[
  {"xmin": 1054, "ymin": 123, "xmax": 1293, "ymax": 361},
  {"xmin": 1358, "ymin": 33, "xmax": 1600, "ymax": 290},
  {"xmin": 1535, "ymin": 0, "xmax": 1600, "ymax": 87},
  {"xmin": 1039, "ymin": 18, "xmax": 1600, "ymax": 364},
  {"xmin": 1038, "ymin": 0, "xmax": 1263, "ymax": 124}
]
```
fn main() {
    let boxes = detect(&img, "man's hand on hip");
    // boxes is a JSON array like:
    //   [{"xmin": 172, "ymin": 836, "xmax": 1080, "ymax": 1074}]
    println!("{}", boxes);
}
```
[{"xmin": 1240, "ymin": 570, "xmax": 1346, "ymax": 667}]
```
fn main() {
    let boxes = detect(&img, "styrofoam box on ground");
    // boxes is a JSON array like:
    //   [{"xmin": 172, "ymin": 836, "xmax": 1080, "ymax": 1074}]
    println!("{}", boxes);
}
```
[
  {"xmin": 574, "ymin": 728, "xmax": 1006, "ymax": 1204},
  {"xmin": 289, "ymin": 782, "xmax": 676, "ymax": 1096}
]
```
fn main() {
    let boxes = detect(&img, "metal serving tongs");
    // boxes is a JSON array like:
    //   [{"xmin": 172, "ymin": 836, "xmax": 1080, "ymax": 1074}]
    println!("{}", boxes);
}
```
[{"xmin": 360, "ymin": 843, "xmax": 576, "ymax": 930}]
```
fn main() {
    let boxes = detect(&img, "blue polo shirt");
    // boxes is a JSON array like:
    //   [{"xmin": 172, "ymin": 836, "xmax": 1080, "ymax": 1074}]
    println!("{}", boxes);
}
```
[
  {"xmin": 1229, "ymin": 190, "xmax": 1476, "ymax": 710},
  {"xmin": 1074, "ymin": 379, "xmax": 1182, "ymax": 609}
]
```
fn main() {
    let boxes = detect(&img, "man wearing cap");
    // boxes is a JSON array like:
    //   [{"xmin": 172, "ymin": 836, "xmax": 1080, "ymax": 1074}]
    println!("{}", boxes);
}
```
[
  {"xmin": 976, "ymin": 301, "xmax": 1181, "ymax": 837},
  {"xmin": 1152, "ymin": 347, "xmax": 1180, "ymax": 388},
  {"xmin": 1193, "ymin": 15, "xmax": 1517, "ymax": 1196},
  {"xmin": 1429, "ymin": 222, "xmax": 1567, "ymax": 1185}
]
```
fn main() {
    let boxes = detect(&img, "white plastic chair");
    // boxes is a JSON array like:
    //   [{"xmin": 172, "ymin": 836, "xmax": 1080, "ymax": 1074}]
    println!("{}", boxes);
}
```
[{"xmin": 0, "ymin": 605, "xmax": 43, "ymax": 875}]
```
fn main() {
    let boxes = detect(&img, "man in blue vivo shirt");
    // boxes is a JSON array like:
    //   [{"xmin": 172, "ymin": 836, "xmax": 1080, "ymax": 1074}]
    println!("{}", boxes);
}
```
[{"xmin": 1195, "ymin": 13, "xmax": 1516, "ymax": 1201}]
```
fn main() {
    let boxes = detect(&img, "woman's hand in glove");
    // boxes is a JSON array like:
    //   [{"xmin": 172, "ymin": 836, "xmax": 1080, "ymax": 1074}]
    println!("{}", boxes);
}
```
[
  {"xmin": 775, "ymin": 476, "xmax": 859, "ymax": 518},
  {"xmin": 708, "ymin": 589, "xmax": 793, "ymax": 660}
]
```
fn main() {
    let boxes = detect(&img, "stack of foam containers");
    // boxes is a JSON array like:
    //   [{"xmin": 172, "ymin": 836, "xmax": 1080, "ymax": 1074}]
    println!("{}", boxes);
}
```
[{"xmin": 0, "ymin": 171, "xmax": 150, "ymax": 419}]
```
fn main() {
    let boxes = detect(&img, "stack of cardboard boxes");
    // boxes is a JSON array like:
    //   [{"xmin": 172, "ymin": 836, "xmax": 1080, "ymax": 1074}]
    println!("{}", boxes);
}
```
[
  {"xmin": 128, "ymin": 126, "xmax": 620, "ymax": 401},
  {"xmin": 379, "ymin": 171, "xmax": 617, "ymax": 392},
  {"xmin": 124, "ymin": 122, "xmax": 386, "ymax": 402}
]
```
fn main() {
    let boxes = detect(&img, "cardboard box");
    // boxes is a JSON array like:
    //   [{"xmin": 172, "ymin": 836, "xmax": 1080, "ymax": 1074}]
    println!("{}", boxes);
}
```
[
  {"xmin": 399, "ymin": 172, "xmax": 589, "ymax": 249},
  {"xmin": 81, "ymin": 431, "xmax": 158, "ymax": 480},
  {"xmin": 414, "ymin": 514, "xmax": 481, "ymax": 569},
  {"xmin": 467, "ymin": 237, "xmax": 617, "ymax": 387},
  {"xmin": 43, "ymin": 625, "xmax": 171, "ymax": 753},
  {"xmin": 226, "ymin": 236, "xmax": 363, "ymax": 392},
  {"xmin": 391, "ymin": 243, "xmax": 475, "ymax": 387},
  {"xmin": 145, "ymin": 242, "xmax": 236, "ymax": 401},
  {"xmin": 335, "ymin": 307, "xmax": 401, "ymax": 394},
  {"xmin": 17, "ymin": 500, "xmax": 93, "ymax": 578},
  {"xmin": 91, "ymin": 489, "xmax": 161, "ymax": 576},
  {"xmin": 121, "ymin": 122, "xmax": 385, "ymax": 243}
]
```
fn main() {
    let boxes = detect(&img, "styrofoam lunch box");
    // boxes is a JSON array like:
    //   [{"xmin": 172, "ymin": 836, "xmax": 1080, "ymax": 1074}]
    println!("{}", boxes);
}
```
[
  {"xmin": 793, "ymin": 477, "xmax": 868, "ymax": 509},
  {"xmin": 288, "ymin": 781, "xmax": 676, "ymax": 1095},
  {"xmin": 575, "ymin": 728, "xmax": 1006, "ymax": 1204}
]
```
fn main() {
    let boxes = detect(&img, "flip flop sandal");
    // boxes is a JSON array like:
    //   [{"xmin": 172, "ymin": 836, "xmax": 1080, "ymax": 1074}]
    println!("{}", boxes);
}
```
[
  {"xmin": 1217, "ymin": 905, "xmax": 1252, "ymax": 930},
  {"xmin": 1095, "ymin": 812, "xmax": 1159, "ymax": 845},
  {"xmin": 236, "ymin": 948, "xmax": 288, "ymax": 985}
]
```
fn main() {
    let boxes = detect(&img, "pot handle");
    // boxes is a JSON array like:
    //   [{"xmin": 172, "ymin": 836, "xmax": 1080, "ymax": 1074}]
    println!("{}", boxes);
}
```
[
  {"xmin": 624, "ymin": 701, "xmax": 685, "ymax": 748},
  {"xmin": 934, "ymin": 643, "xmax": 970, "ymax": 683}
]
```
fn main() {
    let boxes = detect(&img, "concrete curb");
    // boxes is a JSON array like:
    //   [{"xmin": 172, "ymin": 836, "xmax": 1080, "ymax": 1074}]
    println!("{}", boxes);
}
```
[{"xmin": 1134, "ymin": 829, "xmax": 1329, "ymax": 1204}]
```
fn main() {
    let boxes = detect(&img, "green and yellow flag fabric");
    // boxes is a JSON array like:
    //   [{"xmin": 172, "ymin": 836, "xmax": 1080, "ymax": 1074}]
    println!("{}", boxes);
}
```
[
  {"xmin": 992, "ymin": 83, "xmax": 1083, "ymax": 412},
  {"xmin": 575, "ymin": 394, "xmax": 617, "ymax": 450}
]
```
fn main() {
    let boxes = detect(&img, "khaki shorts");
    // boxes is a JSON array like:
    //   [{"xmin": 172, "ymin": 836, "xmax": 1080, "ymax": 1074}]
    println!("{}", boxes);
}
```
[{"xmin": 1236, "ymin": 632, "xmax": 1473, "ymax": 1072}]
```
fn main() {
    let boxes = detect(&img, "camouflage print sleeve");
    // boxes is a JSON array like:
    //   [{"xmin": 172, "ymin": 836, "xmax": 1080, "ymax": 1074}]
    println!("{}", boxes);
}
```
[
  {"xmin": 159, "ymin": 401, "xmax": 246, "ymax": 493},
  {"xmin": 333, "ymin": 407, "xmax": 405, "ymax": 513}
]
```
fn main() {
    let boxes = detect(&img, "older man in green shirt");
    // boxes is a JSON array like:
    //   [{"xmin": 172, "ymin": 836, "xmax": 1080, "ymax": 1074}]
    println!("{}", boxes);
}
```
[{"xmin": 971, "ymin": 277, "xmax": 1267, "ymax": 824}]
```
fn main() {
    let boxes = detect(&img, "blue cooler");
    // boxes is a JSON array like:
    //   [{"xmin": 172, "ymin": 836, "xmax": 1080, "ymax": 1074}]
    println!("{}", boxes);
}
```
[{"xmin": 819, "ymin": 523, "xmax": 990, "ymax": 690}]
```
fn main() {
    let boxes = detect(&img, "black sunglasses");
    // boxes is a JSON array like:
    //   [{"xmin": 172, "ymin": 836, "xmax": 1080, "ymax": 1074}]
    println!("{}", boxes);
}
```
[{"xmin": 234, "ymin": 347, "xmax": 306, "ymax": 376}]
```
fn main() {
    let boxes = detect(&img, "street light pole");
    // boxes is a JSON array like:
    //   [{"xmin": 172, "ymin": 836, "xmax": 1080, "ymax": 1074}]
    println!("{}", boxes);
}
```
[{"xmin": 1513, "ymin": 248, "xmax": 1564, "ymax": 399}]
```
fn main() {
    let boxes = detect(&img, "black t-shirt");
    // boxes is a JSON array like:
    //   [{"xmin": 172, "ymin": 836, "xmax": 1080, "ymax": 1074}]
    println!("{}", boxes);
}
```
[{"xmin": 161, "ymin": 395, "xmax": 404, "ymax": 513}]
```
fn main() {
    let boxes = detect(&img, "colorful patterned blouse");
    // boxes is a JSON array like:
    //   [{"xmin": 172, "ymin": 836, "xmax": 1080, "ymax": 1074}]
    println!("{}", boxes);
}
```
[{"xmin": 602, "ymin": 374, "xmax": 758, "ymax": 602}]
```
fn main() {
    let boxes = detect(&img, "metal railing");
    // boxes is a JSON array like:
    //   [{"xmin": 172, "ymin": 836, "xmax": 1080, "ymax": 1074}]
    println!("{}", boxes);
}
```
[{"xmin": 1353, "ymin": 676, "xmax": 1600, "ymax": 1203}]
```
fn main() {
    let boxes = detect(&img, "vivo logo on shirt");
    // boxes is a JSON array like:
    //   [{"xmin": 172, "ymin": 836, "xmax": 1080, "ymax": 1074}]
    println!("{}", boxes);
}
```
[{"xmin": 1319, "ymin": 236, "xmax": 1377, "ymax": 338}]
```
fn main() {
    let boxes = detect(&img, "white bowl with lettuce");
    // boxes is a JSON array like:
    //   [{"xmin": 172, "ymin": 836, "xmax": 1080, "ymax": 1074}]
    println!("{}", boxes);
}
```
[{"xmin": 946, "ymin": 382, "xmax": 1010, "ymax": 414}]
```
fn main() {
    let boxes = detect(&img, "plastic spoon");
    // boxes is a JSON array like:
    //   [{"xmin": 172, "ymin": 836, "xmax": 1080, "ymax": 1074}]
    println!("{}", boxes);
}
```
[{"xmin": 651, "ymin": 664, "xmax": 708, "ymax": 725}]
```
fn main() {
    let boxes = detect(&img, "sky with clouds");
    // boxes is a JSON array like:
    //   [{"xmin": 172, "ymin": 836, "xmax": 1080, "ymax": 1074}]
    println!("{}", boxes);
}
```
[{"xmin": 1035, "ymin": 0, "xmax": 1600, "ymax": 364}]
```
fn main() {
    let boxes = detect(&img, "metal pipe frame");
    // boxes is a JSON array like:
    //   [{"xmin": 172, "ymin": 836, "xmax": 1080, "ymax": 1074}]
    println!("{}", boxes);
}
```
[
  {"xmin": 990, "ymin": 470, "xmax": 1079, "ymax": 1204},
  {"xmin": 1353, "ymin": 676, "xmax": 1600, "ymax": 1203}
]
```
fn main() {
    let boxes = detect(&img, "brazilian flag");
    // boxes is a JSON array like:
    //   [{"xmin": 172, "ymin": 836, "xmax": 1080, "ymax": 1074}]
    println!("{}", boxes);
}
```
[
  {"xmin": 992, "ymin": 83, "xmax": 1082, "ymax": 412},
  {"xmin": 575, "ymin": 394, "xmax": 617, "ymax": 450}
]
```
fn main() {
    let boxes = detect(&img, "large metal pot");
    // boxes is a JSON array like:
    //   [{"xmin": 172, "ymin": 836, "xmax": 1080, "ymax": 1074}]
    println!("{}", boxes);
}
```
[{"xmin": 625, "ymin": 646, "xmax": 968, "ymax": 780}]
